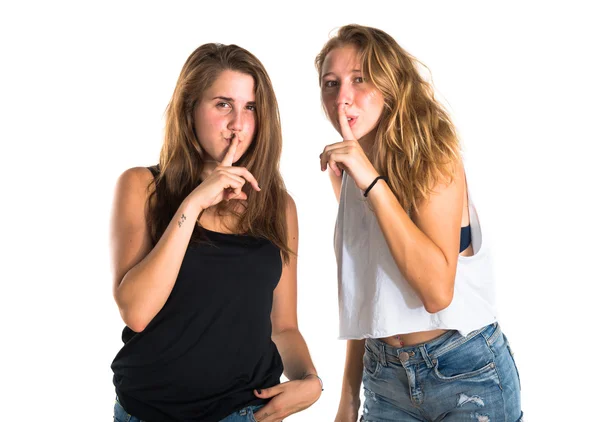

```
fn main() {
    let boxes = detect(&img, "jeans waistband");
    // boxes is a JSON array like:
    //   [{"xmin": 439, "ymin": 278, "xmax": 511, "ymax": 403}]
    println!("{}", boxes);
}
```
[{"xmin": 365, "ymin": 322, "xmax": 500, "ymax": 368}]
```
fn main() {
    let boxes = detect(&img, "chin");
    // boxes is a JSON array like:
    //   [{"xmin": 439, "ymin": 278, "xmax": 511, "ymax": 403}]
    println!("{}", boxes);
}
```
[{"xmin": 353, "ymin": 130, "xmax": 365, "ymax": 140}]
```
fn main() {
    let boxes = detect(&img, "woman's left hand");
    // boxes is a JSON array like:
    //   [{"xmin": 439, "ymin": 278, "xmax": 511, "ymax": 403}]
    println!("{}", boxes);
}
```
[
  {"xmin": 320, "ymin": 103, "xmax": 379, "ymax": 191},
  {"xmin": 252, "ymin": 376, "xmax": 322, "ymax": 421}
]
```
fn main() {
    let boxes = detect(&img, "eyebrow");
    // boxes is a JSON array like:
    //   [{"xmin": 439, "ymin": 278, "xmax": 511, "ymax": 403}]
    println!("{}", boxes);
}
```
[
  {"xmin": 321, "ymin": 69, "xmax": 362, "ymax": 78},
  {"xmin": 212, "ymin": 96, "xmax": 256, "ymax": 105}
]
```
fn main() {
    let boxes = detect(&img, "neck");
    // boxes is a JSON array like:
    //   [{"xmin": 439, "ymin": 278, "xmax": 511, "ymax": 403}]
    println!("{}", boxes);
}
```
[
  {"xmin": 201, "ymin": 161, "xmax": 219, "ymax": 181},
  {"xmin": 359, "ymin": 132, "xmax": 376, "ymax": 161}
]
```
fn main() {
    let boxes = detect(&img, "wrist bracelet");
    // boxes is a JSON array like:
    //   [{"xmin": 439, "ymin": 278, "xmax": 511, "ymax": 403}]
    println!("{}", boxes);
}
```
[
  {"xmin": 363, "ymin": 175, "xmax": 388, "ymax": 197},
  {"xmin": 302, "ymin": 373, "xmax": 324, "ymax": 391}
]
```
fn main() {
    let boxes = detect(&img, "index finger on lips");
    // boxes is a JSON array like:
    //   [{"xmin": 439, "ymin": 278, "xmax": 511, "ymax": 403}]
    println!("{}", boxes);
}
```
[
  {"xmin": 220, "ymin": 138, "xmax": 239, "ymax": 167},
  {"xmin": 337, "ymin": 103, "xmax": 356, "ymax": 141}
]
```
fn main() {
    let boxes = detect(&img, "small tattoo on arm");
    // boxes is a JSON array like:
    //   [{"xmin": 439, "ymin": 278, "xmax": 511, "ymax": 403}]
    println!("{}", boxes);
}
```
[{"xmin": 178, "ymin": 213, "xmax": 187, "ymax": 227}]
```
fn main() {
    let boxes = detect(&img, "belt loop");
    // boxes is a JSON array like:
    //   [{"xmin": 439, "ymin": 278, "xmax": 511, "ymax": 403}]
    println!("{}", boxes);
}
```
[
  {"xmin": 419, "ymin": 345, "xmax": 434, "ymax": 368},
  {"xmin": 379, "ymin": 340, "xmax": 388, "ymax": 367},
  {"xmin": 485, "ymin": 322, "xmax": 501, "ymax": 344}
]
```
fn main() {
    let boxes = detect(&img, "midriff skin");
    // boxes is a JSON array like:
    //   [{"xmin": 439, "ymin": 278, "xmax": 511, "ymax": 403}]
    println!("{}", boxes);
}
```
[
  {"xmin": 380, "ymin": 185, "xmax": 474, "ymax": 348},
  {"xmin": 380, "ymin": 329, "xmax": 448, "ymax": 348}
]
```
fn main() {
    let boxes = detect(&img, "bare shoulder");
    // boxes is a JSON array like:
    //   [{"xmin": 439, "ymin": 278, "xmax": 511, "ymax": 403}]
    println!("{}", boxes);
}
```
[
  {"xmin": 112, "ymin": 166, "xmax": 155, "ymax": 225},
  {"xmin": 116, "ymin": 166, "xmax": 155, "ymax": 195},
  {"xmin": 284, "ymin": 192, "xmax": 298, "ymax": 218},
  {"xmin": 421, "ymin": 157, "xmax": 465, "ymax": 201},
  {"xmin": 413, "ymin": 157, "xmax": 465, "ymax": 228},
  {"xmin": 444, "ymin": 157, "xmax": 465, "ymax": 189}
]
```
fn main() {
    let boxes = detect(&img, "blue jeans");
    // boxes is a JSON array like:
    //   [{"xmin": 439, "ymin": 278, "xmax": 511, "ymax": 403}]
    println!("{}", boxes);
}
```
[
  {"xmin": 113, "ymin": 399, "xmax": 263, "ymax": 422},
  {"xmin": 361, "ymin": 323, "xmax": 523, "ymax": 421}
]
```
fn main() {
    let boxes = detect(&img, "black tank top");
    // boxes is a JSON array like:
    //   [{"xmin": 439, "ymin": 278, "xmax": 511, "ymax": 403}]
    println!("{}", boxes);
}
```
[{"xmin": 111, "ymin": 169, "xmax": 284, "ymax": 422}]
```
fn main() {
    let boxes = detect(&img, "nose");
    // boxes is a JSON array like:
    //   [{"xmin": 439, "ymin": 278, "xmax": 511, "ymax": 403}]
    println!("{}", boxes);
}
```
[
  {"xmin": 336, "ymin": 82, "xmax": 353, "ymax": 107},
  {"xmin": 227, "ymin": 109, "xmax": 244, "ymax": 132}
]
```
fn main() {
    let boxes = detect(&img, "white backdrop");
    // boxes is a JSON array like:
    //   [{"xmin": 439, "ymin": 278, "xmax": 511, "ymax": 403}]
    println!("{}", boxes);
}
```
[{"xmin": 2, "ymin": 1, "xmax": 598, "ymax": 420}]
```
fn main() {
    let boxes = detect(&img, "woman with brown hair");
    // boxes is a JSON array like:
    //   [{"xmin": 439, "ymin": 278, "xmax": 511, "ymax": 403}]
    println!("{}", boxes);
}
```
[
  {"xmin": 316, "ymin": 25, "xmax": 522, "ymax": 421},
  {"xmin": 110, "ymin": 43, "xmax": 321, "ymax": 422}
]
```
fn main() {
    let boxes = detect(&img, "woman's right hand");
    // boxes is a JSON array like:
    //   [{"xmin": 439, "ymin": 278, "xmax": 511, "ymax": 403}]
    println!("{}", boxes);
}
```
[
  {"xmin": 334, "ymin": 397, "xmax": 360, "ymax": 422},
  {"xmin": 189, "ymin": 138, "xmax": 260, "ymax": 211},
  {"xmin": 319, "ymin": 104, "xmax": 379, "ymax": 191}
]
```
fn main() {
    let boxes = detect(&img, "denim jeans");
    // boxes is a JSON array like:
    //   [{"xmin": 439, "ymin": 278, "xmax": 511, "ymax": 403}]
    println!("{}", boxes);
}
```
[
  {"xmin": 361, "ymin": 323, "xmax": 523, "ymax": 421},
  {"xmin": 113, "ymin": 398, "xmax": 263, "ymax": 422}
]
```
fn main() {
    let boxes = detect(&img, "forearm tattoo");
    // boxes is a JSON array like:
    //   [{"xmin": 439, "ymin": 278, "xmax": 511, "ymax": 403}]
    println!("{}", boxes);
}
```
[{"xmin": 178, "ymin": 213, "xmax": 187, "ymax": 227}]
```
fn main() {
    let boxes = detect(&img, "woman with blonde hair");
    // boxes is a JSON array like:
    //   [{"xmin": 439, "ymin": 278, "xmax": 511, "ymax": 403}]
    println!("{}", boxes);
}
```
[
  {"xmin": 110, "ymin": 43, "xmax": 322, "ymax": 422},
  {"xmin": 316, "ymin": 25, "xmax": 522, "ymax": 421}
]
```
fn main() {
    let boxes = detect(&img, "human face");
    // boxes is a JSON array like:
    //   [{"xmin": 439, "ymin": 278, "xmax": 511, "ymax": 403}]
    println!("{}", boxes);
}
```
[
  {"xmin": 320, "ymin": 45, "xmax": 385, "ymax": 144},
  {"xmin": 194, "ymin": 69, "xmax": 256, "ymax": 163}
]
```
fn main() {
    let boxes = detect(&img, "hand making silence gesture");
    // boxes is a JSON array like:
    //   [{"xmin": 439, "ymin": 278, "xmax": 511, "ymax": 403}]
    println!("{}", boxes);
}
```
[
  {"xmin": 320, "ymin": 103, "xmax": 379, "ymax": 191},
  {"xmin": 192, "ymin": 135, "xmax": 260, "ymax": 210}
]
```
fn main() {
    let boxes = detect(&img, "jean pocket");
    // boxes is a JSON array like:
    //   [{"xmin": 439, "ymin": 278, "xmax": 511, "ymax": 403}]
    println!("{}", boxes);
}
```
[
  {"xmin": 431, "ymin": 335, "xmax": 498, "ymax": 382},
  {"xmin": 363, "ymin": 346, "xmax": 382, "ymax": 377},
  {"xmin": 433, "ymin": 359, "xmax": 497, "ymax": 382}
]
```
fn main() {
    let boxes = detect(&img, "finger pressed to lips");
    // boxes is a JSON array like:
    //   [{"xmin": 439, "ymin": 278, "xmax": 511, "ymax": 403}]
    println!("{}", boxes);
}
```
[
  {"xmin": 336, "ymin": 104, "xmax": 356, "ymax": 141},
  {"xmin": 217, "ymin": 140, "xmax": 260, "ymax": 191},
  {"xmin": 221, "ymin": 138, "xmax": 240, "ymax": 166}
]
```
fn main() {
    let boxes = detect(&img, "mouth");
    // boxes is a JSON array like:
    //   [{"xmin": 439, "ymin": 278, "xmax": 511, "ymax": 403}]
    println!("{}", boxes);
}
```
[{"xmin": 345, "ymin": 115, "xmax": 357, "ymax": 128}]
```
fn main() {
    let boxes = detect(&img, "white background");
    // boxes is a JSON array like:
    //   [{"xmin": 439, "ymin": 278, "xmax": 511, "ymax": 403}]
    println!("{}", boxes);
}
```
[{"xmin": 2, "ymin": 1, "xmax": 598, "ymax": 420}]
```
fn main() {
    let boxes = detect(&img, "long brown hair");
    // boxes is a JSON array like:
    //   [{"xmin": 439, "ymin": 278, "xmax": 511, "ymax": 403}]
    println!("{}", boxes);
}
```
[
  {"xmin": 315, "ymin": 25, "xmax": 461, "ymax": 213},
  {"xmin": 148, "ymin": 43, "xmax": 290, "ymax": 262}
]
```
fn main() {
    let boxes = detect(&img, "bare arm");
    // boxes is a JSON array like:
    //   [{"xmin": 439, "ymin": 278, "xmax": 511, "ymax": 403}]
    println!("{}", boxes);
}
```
[
  {"xmin": 110, "ymin": 167, "xmax": 203, "ymax": 332},
  {"xmin": 335, "ymin": 339, "xmax": 365, "ymax": 421},
  {"xmin": 270, "ymin": 195, "xmax": 319, "ymax": 382},
  {"xmin": 252, "ymin": 195, "xmax": 321, "ymax": 422},
  {"xmin": 366, "ymin": 162, "xmax": 466, "ymax": 313}
]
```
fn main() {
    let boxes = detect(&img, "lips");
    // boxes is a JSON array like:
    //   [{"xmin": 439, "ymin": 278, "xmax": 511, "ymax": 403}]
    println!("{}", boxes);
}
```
[{"xmin": 346, "ymin": 115, "xmax": 357, "ymax": 128}]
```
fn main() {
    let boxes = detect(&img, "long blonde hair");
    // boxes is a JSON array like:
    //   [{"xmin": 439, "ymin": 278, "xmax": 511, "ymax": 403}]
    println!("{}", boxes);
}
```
[
  {"xmin": 149, "ymin": 43, "xmax": 291, "ymax": 261},
  {"xmin": 315, "ymin": 25, "xmax": 461, "ymax": 213}
]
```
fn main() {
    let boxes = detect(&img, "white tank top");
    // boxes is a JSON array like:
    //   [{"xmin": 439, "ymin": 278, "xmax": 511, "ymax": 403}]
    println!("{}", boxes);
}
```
[{"xmin": 334, "ymin": 172, "xmax": 497, "ymax": 339}]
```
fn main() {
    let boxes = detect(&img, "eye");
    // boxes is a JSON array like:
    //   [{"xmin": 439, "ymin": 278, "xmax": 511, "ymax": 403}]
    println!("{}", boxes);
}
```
[
  {"xmin": 216, "ymin": 102, "xmax": 231, "ymax": 109},
  {"xmin": 246, "ymin": 104, "xmax": 256, "ymax": 112},
  {"xmin": 354, "ymin": 77, "xmax": 364, "ymax": 83},
  {"xmin": 323, "ymin": 80, "xmax": 338, "ymax": 88}
]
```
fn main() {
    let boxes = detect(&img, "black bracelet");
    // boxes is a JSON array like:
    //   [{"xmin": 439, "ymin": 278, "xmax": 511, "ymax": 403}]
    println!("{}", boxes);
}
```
[{"xmin": 363, "ymin": 175, "xmax": 388, "ymax": 197}]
